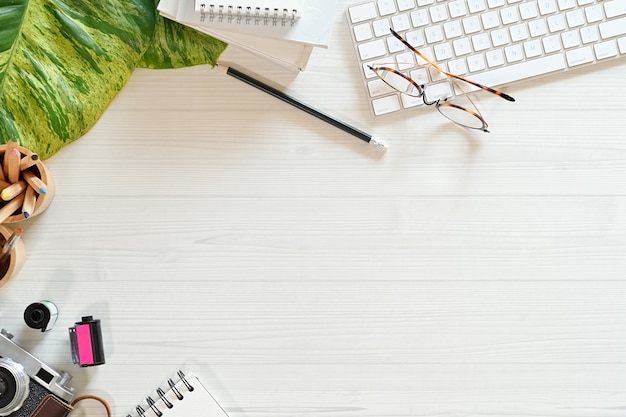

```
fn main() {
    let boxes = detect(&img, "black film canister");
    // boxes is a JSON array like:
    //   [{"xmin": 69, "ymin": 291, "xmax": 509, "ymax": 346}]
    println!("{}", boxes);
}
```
[{"xmin": 24, "ymin": 301, "xmax": 59, "ymax": 332}]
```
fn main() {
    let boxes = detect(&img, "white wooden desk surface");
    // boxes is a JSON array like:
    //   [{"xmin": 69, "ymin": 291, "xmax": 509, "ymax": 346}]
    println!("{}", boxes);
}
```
[{"xmin": 0, "ymin": 1, "xmax": 625, "ymax": 416}]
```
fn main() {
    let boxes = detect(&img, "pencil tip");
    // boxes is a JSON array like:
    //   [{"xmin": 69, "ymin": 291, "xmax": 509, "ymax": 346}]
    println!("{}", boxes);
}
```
[
  {"xmin": 40, "ymin": 187, "xmax": 47, "ymax": 194},
  {"xmin": 23, "ymin": 212, "xmax": 30, "ymax": 218}
]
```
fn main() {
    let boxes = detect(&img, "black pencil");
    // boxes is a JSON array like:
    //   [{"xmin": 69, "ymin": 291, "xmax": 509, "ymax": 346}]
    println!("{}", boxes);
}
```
[{"xmin": 218, "ymin": 65, "xmax": 388, "ymax": 151}]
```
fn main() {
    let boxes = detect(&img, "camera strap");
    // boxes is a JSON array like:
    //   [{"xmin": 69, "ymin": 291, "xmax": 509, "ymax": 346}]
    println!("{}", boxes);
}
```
[{"xmin": 69, "ymin": 395, "xmax": 112, "ymax": 417}]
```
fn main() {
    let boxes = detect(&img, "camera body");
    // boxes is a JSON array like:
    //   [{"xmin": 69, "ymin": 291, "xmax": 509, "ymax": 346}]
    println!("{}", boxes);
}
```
[{"xmin": 0, "ymin": 329, "xmax": 74, "ymax": 417}]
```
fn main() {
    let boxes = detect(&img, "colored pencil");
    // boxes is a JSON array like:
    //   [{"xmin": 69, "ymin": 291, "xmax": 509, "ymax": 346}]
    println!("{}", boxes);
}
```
[
  {"xmin": 21, "ymin": 186, "xmax": 36, "ymax": 219},
  {"xmin": 19, "ymin": 153, "xmax": 39, "ymax": 171},
  {"xmin": 21, "ymin": 171, "xmax": 47, "ymax": 194},
  {"xmin": 0, "ymin": 193, "xmax": 25, "ymax": 223},
  {"xmin": 1, "ymin": 181, "xmax": 26, "ymax": 201}
]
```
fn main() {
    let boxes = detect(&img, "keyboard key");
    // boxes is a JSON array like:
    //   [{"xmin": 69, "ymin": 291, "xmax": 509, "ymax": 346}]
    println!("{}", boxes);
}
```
[
  {"xmin": 566, "ymin": 45, "xmax": 594, "ymax": 65},
  {"xmin": 510, "ymin": 23, "xmax": 530, "ymax": 42},
  {"xmin": 434, "ymin": 42, "xmax": 454, "ymax": 60},
  {"xmin": 505, "ymin": 44, "xmax": 525, "ymax": 61},
  {"xmin": 409, "ymin": 67, "xmax": 430, "ymax": 84},
  {"xmin": 358, "ymin": 39, "xmax": 387, "ymax": 60},
  {"xmin": 467, "ymin": 53, "xmax": 487, "ymax": 71},
  {"xmin": 543, "ymin": 34, "xmax": 562, "ymax": 52},
  {"xmin": 486, "ymin": 49, "xmax": 506, "ymax": 66},
  {"xmin": 491, "ymin": 28, "xmax": 511, "ymax": 46},
  {"xmin": 468, "ymin": 0, "xmax": 487, "ymax": 13},
  {"xmin": 529, "ymin": 19, "xmax": 548, "ymax": 37},
  {"xmin": 391, "ymin": 13, "xmax": 411, "ymax": 31},
  {"xmin": 482, "ymin": 10, "xmax": 501, "ymax": 29},
  {"xmin": 425, "ymin": 25, "xmax": 444, "ymax": 43},
  {"xmin": 429, "ymin": 66, "xmax": 448, "ymax": 81},
  {"xmin": 424, "ymin": 82, "xmax": 453, "ymax": 102},
  {"xmin": 565, "ymin": 9, "xmax": 585, "ymax": 27},
  {"xmin": 472, "ymin": 33, "xmax": 492, "ymax": 51},
  {"xmin": 488, "ymin": 0, "xmax": 506, "ymax": 8},
  {"xmin": 406, "ymin": 30, "xmax": 426, "ymax": 46},
  {"xmin": 368, "ymin": 78, "xmax": 395, "ymax": 97},
  {"xmin": 410, "ymin": 9, "xmax": 429, "ymax": 26},
  {"xmin": 561, "ymin": 29, "xmax": 581, "ymax": 48},
  {"xmin": 580, "ymin": 25, "xmax": 600, "ymax": 43},
  {"xmin": 372, "ymin": 18, "xmax": 391, "ymax": 36},
  {"xmin": 453, "ymin": 37, "xmax": 473, "ymax": 55},
  {"xmin": 594, "ymin": 40, "xmax": 618, "ymax": 59},
  {"xmin": 443, "ymin": 20, "xmax": 464, "ymax": 39},
  {"xmin": 377, "ymin": 0, "xmax": 397, "ymax": 16},
  {"xmin": 448, "ymin": 58, "xmax": 469, "ymax": 75},
  {"xmin": 353, "ymin": 23, "xmax": 373, "ymax": 42},
  {"xmin": 585, "ymin": 5, "xmax": 605, "ymax": 23},
  {"xmin": 604, "ymin": 0, "xmax": 626, "ymax": 18},
  {"xmin": 348, "ymin": 2, "xmax": 377, "ymax": 23},
  {"xmin": 372, "ymin": 95, "xmax": 401, "ymax": 115},
  {"xmin": 430, "ymin": 4, "xmax": 449, "ymax": 22},
  {"xmin": 466, "ymin": 53, "xmax": 566, "ymax": 88},
  {"xmin": 599, "ymin": 16, "xmax": 626, "ymax": 39},
  {"xmin": 448, "ymin": 0, "xmax": 469, "ymax": 18},
  {"xmin": 558, "ymin": 0, "xmax": 576, "ymax": 10},
  {"xmin": 523, "ymin": 39, "xmax": 543, "ymax": 57},
  {"xmin": 519, "ymin": 2, "xmax": 539, "ymax": 19},
  {"xmin": 547, "ymin": 14, "xmax": 567, "ymax": 32},
  {"xmin": 396, "ymin": 0, "xmax": 416, "ymax": 11},
  {"xmin": 501, "ymin": 6, "xmax": 521, "ymax": 23},
  {"xmin": 538, "ymin": 0, "xmax": 558, "ymax": 14},
  {"xmin": 462, "ymin": 15, "xmax": 482, "ymax": 34},
  {"xmin": 401, "ymin": 93, "xmax": 425, "ymax": 109},
  {"xmin": 387, "ymin": 36, "xmax": 406, "ymax": 52},
  {"xmin": 396, "ymin": 51, "xmax": 416, "ymax": 69},
  {"xmin": 619, "ymin": 37, "xmax": 626, "ymax": 53}
]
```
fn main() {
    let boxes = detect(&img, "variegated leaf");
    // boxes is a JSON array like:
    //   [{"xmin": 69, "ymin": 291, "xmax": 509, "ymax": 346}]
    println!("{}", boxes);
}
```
[{"xmin": 0, "ymin": 0, "xmax": 227, "ymax": 158}]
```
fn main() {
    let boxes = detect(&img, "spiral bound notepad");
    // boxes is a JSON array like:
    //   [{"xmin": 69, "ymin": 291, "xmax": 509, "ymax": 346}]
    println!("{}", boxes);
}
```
[
  {"xmin": 195, "ymin": 1, "xmax": 302, "ymax": 25},
  {"xmin": 128, "ymin": 371, "xmax": 230, "ymax": 417}
]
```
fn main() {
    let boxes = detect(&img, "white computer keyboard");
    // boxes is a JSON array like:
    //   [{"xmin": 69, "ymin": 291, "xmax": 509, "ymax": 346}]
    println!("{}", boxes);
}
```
[{"xmin": 346, "ymin": 0, "xmax": 626, "ymax": 116}]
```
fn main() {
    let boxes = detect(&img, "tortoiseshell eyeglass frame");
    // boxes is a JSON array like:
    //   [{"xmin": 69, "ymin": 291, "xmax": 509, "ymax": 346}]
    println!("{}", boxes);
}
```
[{"xmin": 368, "ymin": 28, "xmax": 516, "ymax": 132}]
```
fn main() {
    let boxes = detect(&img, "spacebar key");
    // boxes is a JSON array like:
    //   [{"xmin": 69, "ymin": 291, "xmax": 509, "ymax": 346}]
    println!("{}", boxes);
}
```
[{"xmin": 462, "ymin": 54, "xmax": 566, "ymax": 92}]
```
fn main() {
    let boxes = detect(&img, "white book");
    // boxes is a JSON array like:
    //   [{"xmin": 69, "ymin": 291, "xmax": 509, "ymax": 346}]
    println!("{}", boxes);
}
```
[{"xmin": 127, "ymin": 371, "xmax": 229, "ymax": 417}]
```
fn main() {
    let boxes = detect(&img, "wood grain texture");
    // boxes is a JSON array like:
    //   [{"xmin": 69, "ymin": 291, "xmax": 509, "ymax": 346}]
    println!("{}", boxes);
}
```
[{"xmin": 0, "ymin": 2, "xmax": 624, "ymax": 416}]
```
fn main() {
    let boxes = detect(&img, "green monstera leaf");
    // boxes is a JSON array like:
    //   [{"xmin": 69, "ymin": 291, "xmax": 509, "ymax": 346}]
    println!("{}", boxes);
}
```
[{"xmin": 0, "ymin": 0, "xmax": 226, "ymax": 159}]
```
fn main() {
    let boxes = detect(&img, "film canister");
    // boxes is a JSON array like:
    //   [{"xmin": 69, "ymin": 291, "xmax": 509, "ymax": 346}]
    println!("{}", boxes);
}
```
[
  {"xmin": 68, "ymin": 316, "xmax": 106, "ymax": 367},
  {"xmin": 24, "ymin": 301, "xmax": 59, "ymax": 332}
]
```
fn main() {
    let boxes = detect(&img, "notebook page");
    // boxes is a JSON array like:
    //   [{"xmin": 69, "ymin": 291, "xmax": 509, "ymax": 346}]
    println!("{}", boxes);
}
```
[{"xmin": 137, "ymin": 374, "xmax": 229, "ymax": 417}]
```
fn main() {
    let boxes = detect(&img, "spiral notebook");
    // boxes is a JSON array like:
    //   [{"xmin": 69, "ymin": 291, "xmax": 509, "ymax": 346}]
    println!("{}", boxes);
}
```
[
  {"xmin": 174, "ymin": 0, "xmax": 335, "ymax": 47},
  {"xmin": 194, "ymin": 1, "xmax": 303, "ymax": 25},
  {"xmin": 127, "ymin": 371, "xmax": 229, "ymax": 417}
]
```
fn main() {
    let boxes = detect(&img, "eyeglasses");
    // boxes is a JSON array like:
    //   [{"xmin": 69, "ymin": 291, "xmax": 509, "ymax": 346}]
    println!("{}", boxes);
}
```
[{"xmin": 368, "ymin": 28, "xmax": 515, "ymax": 132}]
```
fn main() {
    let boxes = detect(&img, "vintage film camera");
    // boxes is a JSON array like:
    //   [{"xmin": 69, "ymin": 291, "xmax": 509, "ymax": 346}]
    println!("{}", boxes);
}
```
[{"xmin": 0, "ymin": 329, "xmax": 74, "ymax": 417}]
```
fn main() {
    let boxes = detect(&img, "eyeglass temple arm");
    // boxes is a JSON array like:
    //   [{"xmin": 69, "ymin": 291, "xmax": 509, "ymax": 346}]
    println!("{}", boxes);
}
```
[{"xmin": 389, "ymin": 28, "xmax": 515, "ymax": 102}]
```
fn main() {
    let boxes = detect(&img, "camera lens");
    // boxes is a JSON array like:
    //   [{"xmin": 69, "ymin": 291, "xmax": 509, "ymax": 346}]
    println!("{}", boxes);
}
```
[
  {"xmin": 0, "ymin": 370, "xmax": 16, "ymax": 408},
  {"xmin": 0, "ymin": 359, "xmax": 29, "ymax": 416}
]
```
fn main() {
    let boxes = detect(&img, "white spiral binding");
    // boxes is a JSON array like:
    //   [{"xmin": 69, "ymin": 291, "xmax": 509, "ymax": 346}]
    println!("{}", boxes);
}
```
[
  {"xmin": 129, "ymin": 370, "xmax": 194, "ymax": 417},
  {"xmin": 198, "ymin": 3, "xmax": 298, "ymax": 25}
]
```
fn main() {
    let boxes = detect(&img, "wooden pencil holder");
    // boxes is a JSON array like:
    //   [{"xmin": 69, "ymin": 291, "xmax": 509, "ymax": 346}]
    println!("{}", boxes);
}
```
[
  {"xmin": 0, "ymin": 144, "xmax": 55, "ymax": 223},
  {"xmin": 0, "ymin": 225, "xmax": 26, "ymax": 288}
]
